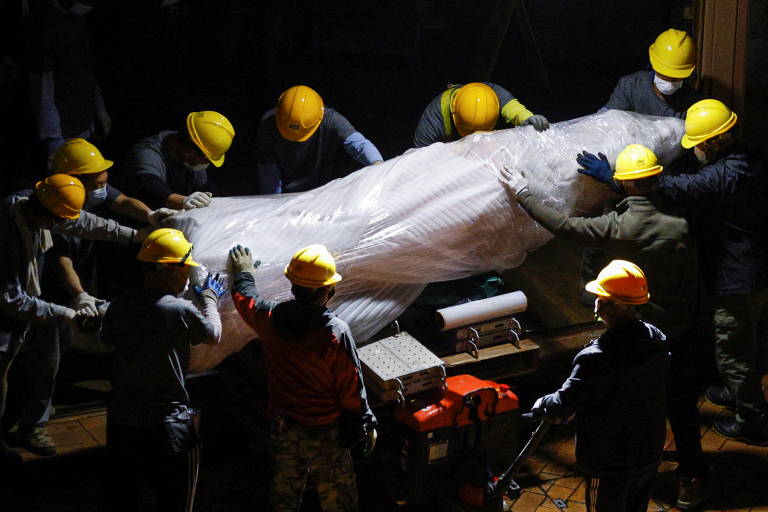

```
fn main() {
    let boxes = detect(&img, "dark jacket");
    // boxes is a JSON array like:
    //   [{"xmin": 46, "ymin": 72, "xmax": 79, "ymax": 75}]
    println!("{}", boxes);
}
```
[
  {"xmin": 231, "ymin": 271, "xmax": 376, "ymax": 431},
  {"xmin": 602, "ymin": 70, "xmax": 699, "ymax": 118},
  {"xmin": 517, "ymin": 192, "xmax": 696, "ymax": 337},
  {"xmin": 540, "ymin": 319, "xmax": 669, "ymax": 476},
  {"xmin": 657, "ymin": 147, "xmax": 768, "ymax": 295}
]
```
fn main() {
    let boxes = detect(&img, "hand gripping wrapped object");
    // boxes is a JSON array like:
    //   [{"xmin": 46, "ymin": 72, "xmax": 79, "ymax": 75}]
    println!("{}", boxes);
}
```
[{"xmin": 167, "ymin": 110, "xmax": 684, "ymax": 372}]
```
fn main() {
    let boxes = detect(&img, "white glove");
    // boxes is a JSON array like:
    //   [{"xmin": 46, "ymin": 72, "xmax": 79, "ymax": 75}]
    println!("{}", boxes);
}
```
[
  {"xmin": 499, "ymin": 166, "xmax": 529, "ymax": 197},
  {"xmin": 182, "ymin": 191, "xmax": 213, "ymax": 210},
  {"xmin": 522, "ymin": 114, "xmax": 550, "ymax": 132},
  {"xmin": 531, "ymin": 397, "xmax": 545, "ymax": 415},
  {"xmin": 147, "ymin": 208, "xmax": 181, "ymax": 226},
  {"xmin": 74, "ymin": 291, "xmax": 99, "ymax": 318}
]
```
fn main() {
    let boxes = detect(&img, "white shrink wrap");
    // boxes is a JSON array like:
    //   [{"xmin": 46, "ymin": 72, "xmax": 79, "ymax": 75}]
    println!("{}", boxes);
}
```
[{"xmin": 169, "ymin": 110, "xmax": 685, "ymax": 372}]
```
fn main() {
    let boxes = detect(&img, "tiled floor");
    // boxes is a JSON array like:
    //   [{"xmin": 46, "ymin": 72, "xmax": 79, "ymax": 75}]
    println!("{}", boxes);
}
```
[
  {"xmin": 13, "ymin": 380, "xmax": 768, "ymax": 511},
  {"xmin": 506, "ymin": 379, "xmax": 768, "ymax": 512}
]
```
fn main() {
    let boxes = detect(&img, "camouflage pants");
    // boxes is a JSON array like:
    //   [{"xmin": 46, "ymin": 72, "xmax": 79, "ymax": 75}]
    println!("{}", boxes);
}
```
[
  {"xmin": 713, "ymin": 289, "xmax": 768, "ymax": 433},
  {"xmin": 270, "ymin": 422, "xmax": 357, "ymax": 512}
]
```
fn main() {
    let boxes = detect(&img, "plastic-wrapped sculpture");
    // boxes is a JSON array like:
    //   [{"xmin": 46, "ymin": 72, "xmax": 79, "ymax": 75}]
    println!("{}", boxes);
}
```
[{"xmin": 170, "ymin": 110, "xmax": 685, "ymax": 372}]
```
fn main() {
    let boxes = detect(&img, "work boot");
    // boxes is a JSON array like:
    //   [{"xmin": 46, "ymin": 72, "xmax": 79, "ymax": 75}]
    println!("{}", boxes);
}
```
[
  {"xmin": 712, "ymin": 418, "xmax": 768, "ymax": 446},
  {"xmin": 677, "ymin": 474, "xmax": 712, "ymax": 510},
  {"xmin": 11, "ymin": 426, "xmax": 57, "ymax": 456},
  {"xmin": 705, "ymin": 385, "xmax": 735, "ymax": 410}
]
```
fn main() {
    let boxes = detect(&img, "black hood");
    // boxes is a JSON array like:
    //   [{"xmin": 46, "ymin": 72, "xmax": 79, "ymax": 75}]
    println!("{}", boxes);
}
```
[{"xmin": 270, "ymin": 299, "xmax": 331, "ymax": 342}]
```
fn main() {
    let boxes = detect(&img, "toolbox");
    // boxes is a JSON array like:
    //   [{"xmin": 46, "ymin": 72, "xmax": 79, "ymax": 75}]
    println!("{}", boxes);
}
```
[
  {"xmin": 358, "ymin": 331, "xmax": 446, "ymax": 405},
  {"xmin": 392, "ymin": 374, "xmax": 520, "ymax": 495}
]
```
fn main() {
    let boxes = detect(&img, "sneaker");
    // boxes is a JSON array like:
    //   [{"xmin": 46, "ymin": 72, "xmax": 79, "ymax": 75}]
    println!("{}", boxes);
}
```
[
  {"xmin": 705, "ymin": 385, "xmax": 735, "ymax": 410},
  {"xmin": 677, "ymin": 475, "xmax": 712, "ymax": 510},
  {"xmin": 712, "ymin": 417, "xmax": 768, "ymax": 446},
  {"xmin": 18, "ymin": 426, "xmax": 57, "ymax": 456}
]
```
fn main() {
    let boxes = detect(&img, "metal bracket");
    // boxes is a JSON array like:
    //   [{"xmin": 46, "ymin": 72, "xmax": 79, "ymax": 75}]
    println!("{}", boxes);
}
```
[
  {"xmin": 508, "ymin": 317, "xmax": 522, "ymax": 348},
  {"xmin": 466, "ymin": 327, "xmax": 480, "ymax": 359},
  {"xmin": 394, "ymin": 377, "xmax": 405, "ymax": 406},
  {"xmin": 392, "ymin": 319, "xmax": 401, "ymax": 335},
  {"xmin": 439, "ymin": 365, "xmax": 447, "ymax": 390}
]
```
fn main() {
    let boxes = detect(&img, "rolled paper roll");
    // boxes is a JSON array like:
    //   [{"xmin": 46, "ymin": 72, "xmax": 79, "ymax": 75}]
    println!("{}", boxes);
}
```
[{"xmin": 437, "ymin": 291, "xmax": 527, "ymax": 331}]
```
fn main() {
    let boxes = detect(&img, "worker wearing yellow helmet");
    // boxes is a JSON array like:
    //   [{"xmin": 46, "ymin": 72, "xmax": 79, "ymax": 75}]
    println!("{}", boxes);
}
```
[
  {"xmin": 599, "ymin": 29, "xmax": 699, "ymax": 120},
  {"xmin": 99, "ymin": 228, "xmax": 224, "ymax": 510},
  {"xmin": 413, "ymin": 81, "xmax": 550, "ymax": 148},
  {"xmin": 530, "ymin": 260, "xmax": 668, "ymax": 512},
  {"xmin": 257, "ymin": 85, "xmax": 383, "ymax": 194},
  {"xmin": 578, "ymin": 29, "xmax": 701, "ymax": 185},
  {"xmin": 228, "ymin": 243, "xmax": 376, "ymax": 510},
  {"xmin": 118, "ymin": 110, "xmax": 235, "ymax": 210},
  {"xmin": 501, "ymin": 145, "xmax": 711, "ymax": 507}
]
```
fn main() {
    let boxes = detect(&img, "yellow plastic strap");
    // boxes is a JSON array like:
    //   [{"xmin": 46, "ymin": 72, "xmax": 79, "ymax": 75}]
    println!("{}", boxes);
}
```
[
  {"xmin": 440, "ymin": 87, "xmax": 459, "ymax": 137},
  {"xmin": 500, "ymin": 99, "xmax": 534, "ymax": 126}
]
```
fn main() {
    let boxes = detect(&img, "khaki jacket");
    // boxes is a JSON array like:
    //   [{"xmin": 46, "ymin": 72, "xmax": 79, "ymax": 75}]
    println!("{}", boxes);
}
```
[{"xmin": 518, "ymin": 192, "xmax": 697, "ymax": 337}]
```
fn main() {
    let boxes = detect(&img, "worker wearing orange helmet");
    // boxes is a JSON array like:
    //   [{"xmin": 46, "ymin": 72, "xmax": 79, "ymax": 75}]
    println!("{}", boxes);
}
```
[
  {"xmin": 531, "ymin": 260, "xmax": 668, "ymax": 512},
  {"xmin": 257, "ymin": 85, "xmax": 383, "ymax": 194},
  {"xmin": 229, "ymin": 243, "xmax": 376, "ymax": 510},
  {"xmin": 413, "ymin": 81, "xmax": 549, "ymax": 148},
  {"xmin": 118, "ymin": 110, "xmax": 235, "ymax": 210}
]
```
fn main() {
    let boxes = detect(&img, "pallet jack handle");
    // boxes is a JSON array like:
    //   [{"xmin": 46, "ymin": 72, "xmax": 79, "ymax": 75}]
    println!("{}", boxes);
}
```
[{"xmin": 482, "ymin": 413, "xmax": 553, "ymax": 511}]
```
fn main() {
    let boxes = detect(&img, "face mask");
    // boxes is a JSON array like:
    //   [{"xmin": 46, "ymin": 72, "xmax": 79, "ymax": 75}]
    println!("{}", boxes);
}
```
[
  {"xmin": 654, "ymin": 74, "xmax": 683, "ymax": 96},
  {"xmin": 184, "ymin": 159, "xmax": 210, "ymax": 172},
  {"xmin": 85, "ymin": 186, "xmax": 108, "ymax": 208},
  {"xmin": 66, "ymin": 2, "xmax": 93, "ymax": 15}
]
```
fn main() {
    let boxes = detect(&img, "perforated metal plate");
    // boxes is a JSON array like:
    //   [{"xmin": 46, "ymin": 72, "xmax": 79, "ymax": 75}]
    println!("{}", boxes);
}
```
[{"xmin": 359, "ymin": 332, "xmax": 445, "ymax": 382}]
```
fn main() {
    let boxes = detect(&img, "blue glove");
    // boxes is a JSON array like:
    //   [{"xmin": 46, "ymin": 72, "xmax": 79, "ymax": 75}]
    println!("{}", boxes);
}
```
[
  {"xmin": 576, "ymin": 151, "xmax": 613, "ymax": 184},
  {"xmin": 194, "ymin": 272, "xmax": 227, "ymax": 299}
]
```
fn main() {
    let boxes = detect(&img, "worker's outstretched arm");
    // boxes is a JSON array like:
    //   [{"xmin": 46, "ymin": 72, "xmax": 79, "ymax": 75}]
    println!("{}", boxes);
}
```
[
  {"xmin": 516, "ymin": 190, "xmax": 617, "ymax": 243},
  {"xmin": 229, "ymin": 246, "xmax": 277, "ymax": 336},
  {"xmin": 193, "ymin": 273, "xmax": 226, "ymax": 345},
  {"xmin": 342, "ymin": 132, "xmax": 383, "ymax": 166},
  {"xmin": 109, "ymin": 194, "xmax": 152, "ymax": 224},
  {"xmin": 537, "ymin": 349, "xmax": 606, "ymax": 419},
  {"xmin": 657, "ymin": 158, "xmax": 745, "ymax": 204},
  {"xmin": 51, "ymin": 210, "xmax": 136, "ymax": 245}
]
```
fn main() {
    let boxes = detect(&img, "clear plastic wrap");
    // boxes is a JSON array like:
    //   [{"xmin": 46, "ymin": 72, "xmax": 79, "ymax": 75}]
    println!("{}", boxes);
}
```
[{"xmin": 171, "ymin": 110, "xmax": 685, "ymax": 372}]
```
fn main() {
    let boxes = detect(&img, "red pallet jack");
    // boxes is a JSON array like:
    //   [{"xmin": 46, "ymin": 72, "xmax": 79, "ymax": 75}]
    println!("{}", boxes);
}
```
[{"xmin": 456, "ymin": 414, "xmax": 566, "ymax": 512}]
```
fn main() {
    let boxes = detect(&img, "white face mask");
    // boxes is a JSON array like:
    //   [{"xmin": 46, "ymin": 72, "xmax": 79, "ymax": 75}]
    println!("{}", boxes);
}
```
[
  {"xmin": 654, "ymin": 74, "xmax": 683, "ymax": 96},
  {"xmin": 184, "ymin": 161, "xmax": 209, "ymax": 172},
  {"xmin": 66, "ymin": 2, "xmax": 93, "ymax": 15},
  {"xmin": 85, "ymin": 186, "xmax": 108, "ymax": 208}
]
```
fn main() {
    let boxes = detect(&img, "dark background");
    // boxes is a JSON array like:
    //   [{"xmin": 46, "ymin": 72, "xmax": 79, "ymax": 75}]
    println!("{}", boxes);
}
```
[{"xmin": 1, "ymin": 0, "xmax": 705, "ymax": 197}]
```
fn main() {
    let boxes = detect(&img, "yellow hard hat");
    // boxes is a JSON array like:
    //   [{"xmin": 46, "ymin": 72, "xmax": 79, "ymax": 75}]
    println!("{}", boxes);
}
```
[
  {"xmin": 276, "ymin": 85, "xmax": 325, "ymax": 142},
  {"xmin": 648, "ymin": 29, "xmax": 696, "ymax": 79},
  {"xmin": 613, "ymin": 144, "xmax": 663, "ymax": 181},
  {"xmin": 52, "ymin": 138, "xmax": 113, "ymax": 175},
  {"xmin": 681, "ymin": 99, "xmax": 738, "ymax": 149},
  {"xmin": 137, "ymin": 228, "xmax": 200, "ymax": 267},
  {"xmin": 186, "ymin": 111, "xmax": 235, "ymax": 168},
  {"xmin": 586, "ymin": 259, "xmax": 650, "ymax": 305},
  {"xmin": 284, "ymin": 244, "xmax": 342, "ymax": 287},
  {"xmin": 34, "ymin": 174, "xmax": 86, "ymax": 220},
  {"xmin": 451, "ymin": 83, "xmax": 500, "ymax": 137}
]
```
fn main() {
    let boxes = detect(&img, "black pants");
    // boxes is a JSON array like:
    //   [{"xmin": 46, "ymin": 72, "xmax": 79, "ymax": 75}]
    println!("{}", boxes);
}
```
[
  {"xmin": 667, "ymin": 332, "xmax": 708, "ymax": 477},
  {"xmin": 99, "ymin": 418, "xmax": 200, "ymax": 512},
  {"xmin": 584, "ymin": 468, "xmax": 657, "ymax": 512}
]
